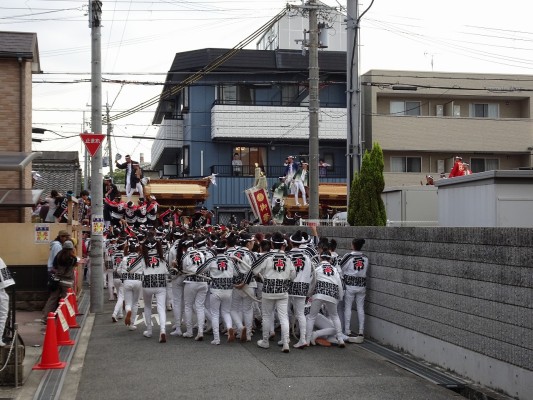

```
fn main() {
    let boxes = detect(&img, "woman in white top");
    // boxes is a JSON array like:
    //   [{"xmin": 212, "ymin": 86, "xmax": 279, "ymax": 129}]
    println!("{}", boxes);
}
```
[{"xmin": 44, "ymin": 190, "xmax": 60, "ymax": 222}]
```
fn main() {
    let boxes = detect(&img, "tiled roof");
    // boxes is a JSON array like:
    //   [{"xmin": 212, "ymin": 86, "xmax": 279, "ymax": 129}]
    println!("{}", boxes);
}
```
[
  {"xmin": 0, "ymin": 31, "xmax": 36, "ymax": 57},
  {"xmin": 33, "ymin": 151, "xmax": 82, "ymax": 199},
  {"xmin": 0, "ymin": 31, "xmax": 41, "ymax": 72}
]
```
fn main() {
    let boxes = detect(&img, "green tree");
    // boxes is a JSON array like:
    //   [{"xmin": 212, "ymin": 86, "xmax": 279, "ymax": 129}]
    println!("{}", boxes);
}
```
[
  {"xmin": 112, "ymin": 169, "xmax": 125, "ymax": 185},
  {"xmin": 348, "ymin": 142, "xmax": 387, "ymax": 226}
]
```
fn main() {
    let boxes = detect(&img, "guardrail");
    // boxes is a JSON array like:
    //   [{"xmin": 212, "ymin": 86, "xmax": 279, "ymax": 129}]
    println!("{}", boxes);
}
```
[
  {"xmin": 299, "ymin": 219, "xmax": 349, "ymax": 227},
  {"xmin": 386, "ymin": 220, "xmax": 438, "ymax": 227}
]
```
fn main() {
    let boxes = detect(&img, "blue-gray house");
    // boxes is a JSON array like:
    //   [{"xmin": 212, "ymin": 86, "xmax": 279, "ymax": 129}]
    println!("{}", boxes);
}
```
[{"xmin": 151, "ymin": 48, "xmax": 348, "ymax": 224}]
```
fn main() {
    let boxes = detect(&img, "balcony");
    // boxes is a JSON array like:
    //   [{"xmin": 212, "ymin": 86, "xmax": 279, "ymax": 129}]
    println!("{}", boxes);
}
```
[
  {"xmin": 151, "ymin": 117, "xmax": 184, "ymax": 170},
  {"xmin": 208, "ymin": 164, "xmax": 345, "ymax": 179},
  {"xmin": 211, "ymin": 104, "xmax": 346, "ymax": 140},
  {"xmin": 371, "ymin": 115, "xmax": 532, "ymax": 152}
]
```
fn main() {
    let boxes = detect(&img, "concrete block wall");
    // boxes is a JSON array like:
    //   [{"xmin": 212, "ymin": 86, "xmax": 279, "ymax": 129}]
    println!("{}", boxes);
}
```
[{"xmin": 254, "ymin": 226, "xmax": 532, "ymax": 399}]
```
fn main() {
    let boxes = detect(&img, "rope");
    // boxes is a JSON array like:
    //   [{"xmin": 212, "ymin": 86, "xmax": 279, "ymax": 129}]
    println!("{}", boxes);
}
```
[{"xmin": 106, "ymin": 8, "xmax": 288, "ymax": 123}]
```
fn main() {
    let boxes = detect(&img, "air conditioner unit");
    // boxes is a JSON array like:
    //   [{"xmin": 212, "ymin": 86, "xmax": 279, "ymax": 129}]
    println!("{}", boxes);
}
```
[{"xmin": 436, "ymin": 105, "xmax": 444, "ymax": 116}]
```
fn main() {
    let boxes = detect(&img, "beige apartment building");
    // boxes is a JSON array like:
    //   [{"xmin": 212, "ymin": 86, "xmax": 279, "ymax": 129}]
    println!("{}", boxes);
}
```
[{"xmin": 362, "ymin": 70, "xmax": 533, "ymax": 187}]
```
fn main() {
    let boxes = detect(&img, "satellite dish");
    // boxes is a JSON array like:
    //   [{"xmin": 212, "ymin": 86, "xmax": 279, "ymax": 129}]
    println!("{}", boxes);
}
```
[{"xmin": 115, "ymin": 153, "xmax": 122, "ymax": 161}]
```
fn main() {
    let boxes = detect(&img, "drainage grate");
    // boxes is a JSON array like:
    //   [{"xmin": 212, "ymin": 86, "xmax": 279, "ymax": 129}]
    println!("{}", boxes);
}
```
[{"xmin": 359, "ymin": 340, "xmax": 465, "ymax": 390}]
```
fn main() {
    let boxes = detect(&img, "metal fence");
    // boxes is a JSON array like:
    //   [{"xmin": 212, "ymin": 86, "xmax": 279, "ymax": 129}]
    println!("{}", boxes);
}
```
[
  {"xmin": 299, "ymin": 218, "xmax": 349, "ymax": 227},
  {"xmin": 209, "ymin": 164, "xmax": 343, "ymax": 178}
]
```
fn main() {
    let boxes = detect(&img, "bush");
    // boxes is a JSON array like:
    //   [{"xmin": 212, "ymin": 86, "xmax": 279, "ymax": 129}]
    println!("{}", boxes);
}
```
[{"xmin": 348, "ymin": 142, "xmax": 387, "ymax": 226}]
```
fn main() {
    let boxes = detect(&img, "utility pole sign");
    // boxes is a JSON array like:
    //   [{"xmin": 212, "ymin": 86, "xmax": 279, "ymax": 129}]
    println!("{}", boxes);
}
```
[{"xmin": 80, "ymin": 133, "xmax": 105, "ymax": 157}]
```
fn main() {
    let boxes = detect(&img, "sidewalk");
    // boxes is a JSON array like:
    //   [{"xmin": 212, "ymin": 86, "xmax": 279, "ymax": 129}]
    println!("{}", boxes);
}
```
[{"xmin": 0, "ymin": 310, "xmax": 50, "ymax": 399}]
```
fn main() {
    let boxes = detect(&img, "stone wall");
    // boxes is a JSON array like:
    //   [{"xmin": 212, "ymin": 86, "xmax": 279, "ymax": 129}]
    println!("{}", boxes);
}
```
[{"xmin": 253, "ymin": 226, "xmax": 532, "ymax": 399}]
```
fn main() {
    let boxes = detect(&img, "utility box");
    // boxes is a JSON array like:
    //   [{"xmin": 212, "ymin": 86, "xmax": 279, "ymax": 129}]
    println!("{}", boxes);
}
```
[
  {"xmin": 382, "ymin": 185, "xmax": 438, "ymax": 226},
  {"xmin": 435, "ymin": 170, "xmax": 533, "ymax": 227}
]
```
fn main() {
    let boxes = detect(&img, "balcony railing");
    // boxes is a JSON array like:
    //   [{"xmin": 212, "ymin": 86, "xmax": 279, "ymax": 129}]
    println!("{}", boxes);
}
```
[
  {"xmin": 213, "ymin": 99, "xmax": 346, "ymax": 108},
  {"xmin": 209, "ymin": 164, "xmax": 344, "ymax": 179}
]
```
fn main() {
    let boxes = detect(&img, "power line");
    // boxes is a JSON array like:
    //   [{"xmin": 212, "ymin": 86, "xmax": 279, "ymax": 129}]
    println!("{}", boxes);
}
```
[{"xmin": 106, "ymin": 7, "xmax": 289, "ymax": 123}]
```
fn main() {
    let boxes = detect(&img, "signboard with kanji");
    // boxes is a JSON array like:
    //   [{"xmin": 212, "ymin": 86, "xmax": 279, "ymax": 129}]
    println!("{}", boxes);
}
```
[
  {"xmin": 245, "ymin": 187, "xmax": 272, "ymax": 225},
  {"xmin": 80, "ymin": 133, "xmax": 106, "ymax": 157}
]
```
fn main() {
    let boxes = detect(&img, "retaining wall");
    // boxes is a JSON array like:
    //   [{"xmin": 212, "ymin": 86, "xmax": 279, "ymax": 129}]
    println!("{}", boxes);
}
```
[{"xmin": 253, "ymin": 226, "xmax": 533, "ymax": 399}]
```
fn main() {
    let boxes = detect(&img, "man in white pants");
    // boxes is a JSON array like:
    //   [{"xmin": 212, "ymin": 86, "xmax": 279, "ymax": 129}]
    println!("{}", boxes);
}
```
[
  {"xmin": 228, "ymin": 233, "xmax": 257, "ymax": 342},
  {"xmin": 141, "ymin": 239, "xmax": 169, "ymax": 343},
  {"xmin": 200, "ymin": 240, "xmax": 238, "ymax": 345},
  {"xmin": 182, "ymin": 238, "xmax": 209, "ymax": 340},
  {"xmin": 293, "ymin": 162, "xmax": 308, "ymax": 206},
  {"xmin": 287, "ymin": 231, "xmax": 313, "ymax": 348},
  {"xmin": 117, "ymin": 241, "xmax": 145, "ymax": 331},
  {"xmin": 243, "ymin": 232, "xmax": 295, "ymax": 353},
  {"xmin": 339, "ymin": 238, "xmax": 368, "ymax": 343},
  {"xmin": 115, "ymin": 154, "xmax": 140, "ymax": 201},
  {"xmin": 111, "ymin": 239, "xmax": 126, "ymax": 322},
  {"xmin": 168, "ymin": 231, "xmax": 186, "ymax": 336}
]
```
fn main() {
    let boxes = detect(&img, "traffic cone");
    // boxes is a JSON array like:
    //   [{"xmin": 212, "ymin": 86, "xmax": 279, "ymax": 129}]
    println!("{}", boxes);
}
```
[
  {"xmin": 33, "ymin": 312, "xmax": 66, "ymax": 370},
  {"xmin": 56, "ymin": 301, "xmax": 75, "ymax": 346},
  {"xmin": 63, "ymin": 295, "xmax": 80, "ymax": 329},
  {"xmin": 67, "ymin": 288, "xmax": 82, "ymax": 316}
]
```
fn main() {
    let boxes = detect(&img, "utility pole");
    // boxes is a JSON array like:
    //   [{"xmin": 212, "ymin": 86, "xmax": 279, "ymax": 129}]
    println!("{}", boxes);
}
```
[
  {"xmin": 106, "ymin": 103, "xmax": 113, "ymax": 175},
  {"xmin": 82, "ymin": 111, "xmax": 89, "ymax": 190},
  {"xmin": 346, "ymin": 0, "xmax": 360, "ymax": 197},
  {"xmin": 308, "ymin": 0, "xmax": 320, "ymax": 220},
  {"xmin": 89, "ymin": 0, "xmax": 104, "ymax": 313}
]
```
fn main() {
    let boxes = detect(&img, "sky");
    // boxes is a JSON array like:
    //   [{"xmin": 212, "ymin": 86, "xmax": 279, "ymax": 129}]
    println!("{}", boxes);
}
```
[{"xmin": 2, "ymin": 0, "xmax": 532, "ymax": 169}]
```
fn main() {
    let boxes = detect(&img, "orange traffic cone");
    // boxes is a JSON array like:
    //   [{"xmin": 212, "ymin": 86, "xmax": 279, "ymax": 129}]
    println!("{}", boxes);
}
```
[
  {"xmin": 63, "ymin": 295, "xmax": 80, "ymax": 329},
  {"xmin": 67, "ymin": 288, "xmax": 82, "ymax": 316},
  {"xmin": 33, "ymin": 312, "xmax": 66, "ymax": 370},
  {"xmin": 56, "ymin": 301, "xmax": 75, "ymax": 346}
]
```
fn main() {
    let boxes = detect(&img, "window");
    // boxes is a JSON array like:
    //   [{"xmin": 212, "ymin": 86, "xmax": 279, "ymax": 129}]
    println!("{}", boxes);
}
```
[
  {"xmin": 233, "ymin": 146, "xmax": 267, "ymax": 175},
  {"xmin": 181, "ymin": 145, "xmax": 190, "ymax": 176},
  {"xmin": 470, "ymin": 103, "xmax": 499, "ymax": 118},
  {"xmin": 470, "ymin": 158, "xmax": 499, "ymax": 173},
  {"xmin": 390, "ymin": 101, "xmax": 421, "ymax": 116},
  {"xmin": 391, "ymin": 156, "xmax": 422, "ymax": 172},
  {"xmin": 218, "ymin": 84, "xmax": 254, "ymax": 105},
  {"xmin": 179, "ymin": 87, "xmax": 189, "ymax": 113},
  {"xmin": 281, "ymin": 84, "xmax": 306, "ymax": 106}
]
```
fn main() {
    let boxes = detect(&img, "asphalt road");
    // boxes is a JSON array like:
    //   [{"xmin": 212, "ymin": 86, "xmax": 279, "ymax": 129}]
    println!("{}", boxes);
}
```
[{"xmin": 70, "ymin": 299, "xmax": 461, "ymax": 400}]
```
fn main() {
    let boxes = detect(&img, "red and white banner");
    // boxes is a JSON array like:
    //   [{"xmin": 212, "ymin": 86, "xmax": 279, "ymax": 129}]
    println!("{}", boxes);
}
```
[{"xmin": 245, "ymin": 187, "xmax": 272, "ymax": 225}]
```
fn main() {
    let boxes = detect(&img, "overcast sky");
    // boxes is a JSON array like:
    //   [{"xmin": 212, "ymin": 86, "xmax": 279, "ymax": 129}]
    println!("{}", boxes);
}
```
[{"xmin": 3, "ymin": 0, "xmax": 532, "ymax": 167}]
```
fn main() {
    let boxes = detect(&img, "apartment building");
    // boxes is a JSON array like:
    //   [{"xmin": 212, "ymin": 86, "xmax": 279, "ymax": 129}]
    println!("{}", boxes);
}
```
[
  {"xmin": 362, "ymin": 70, "xmax": 533, "ymax": 186},
  {"xmin": 151, "ymin": 48, "xmax": 348, "ymax": 222}
]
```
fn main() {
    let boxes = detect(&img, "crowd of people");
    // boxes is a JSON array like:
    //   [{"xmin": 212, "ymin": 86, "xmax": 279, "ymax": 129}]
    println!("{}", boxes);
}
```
[
  {"xmin": 37, "ymin": 152, "xmax": 370, "ymax": 348},
  {"xmin": 94, "ymin": 222, "xmax": 369, "ymax": 351}
]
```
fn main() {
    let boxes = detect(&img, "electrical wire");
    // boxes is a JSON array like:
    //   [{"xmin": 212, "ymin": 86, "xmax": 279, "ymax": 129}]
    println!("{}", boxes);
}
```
[{"xmin": 105, "ymin": 7, "xmax": 288, "ymax": 123}]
